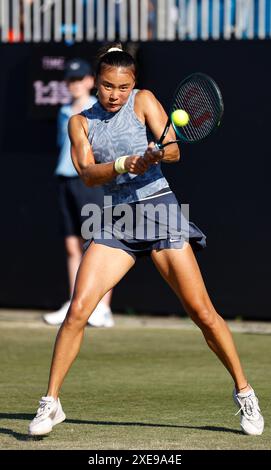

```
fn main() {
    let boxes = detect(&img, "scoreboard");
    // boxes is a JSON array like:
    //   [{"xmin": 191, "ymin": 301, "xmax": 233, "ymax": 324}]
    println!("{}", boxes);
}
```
[{"xmin": 28, "ymin": 44, "xmax": 99, "ymax": 119}]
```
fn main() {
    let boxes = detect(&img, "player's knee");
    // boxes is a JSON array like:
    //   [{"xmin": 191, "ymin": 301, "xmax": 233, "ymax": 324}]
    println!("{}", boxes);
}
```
[
  {"xmin": 65, "ymin": 298, "xmax": 89, "ymax": 329},
  {"xmin": 189, "ymin": 303, "xmax": 217, "ymax": 330}
]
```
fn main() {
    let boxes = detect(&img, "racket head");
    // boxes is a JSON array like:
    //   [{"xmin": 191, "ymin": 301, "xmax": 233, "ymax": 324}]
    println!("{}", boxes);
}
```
[{"xmin": 171, "ymin": 73, "xmax": 224, "ymax": 144}]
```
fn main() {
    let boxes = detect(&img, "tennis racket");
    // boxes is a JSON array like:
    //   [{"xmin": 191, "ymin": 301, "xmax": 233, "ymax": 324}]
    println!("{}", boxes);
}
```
[{"xmin": 155, "ymin": 72, "xmax": 224, "ymax": 150}]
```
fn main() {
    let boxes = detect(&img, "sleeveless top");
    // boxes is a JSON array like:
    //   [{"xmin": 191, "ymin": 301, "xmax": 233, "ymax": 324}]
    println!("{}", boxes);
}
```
[{"xmin": 81, "ymin": 89, "xmax": 170, "ymax": 206}]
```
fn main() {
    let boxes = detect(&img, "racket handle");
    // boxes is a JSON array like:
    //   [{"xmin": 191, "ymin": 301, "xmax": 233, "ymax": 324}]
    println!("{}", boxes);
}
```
[{"xmin": 154, "ymin": 142, "xmax": 164, "ymax": 151}]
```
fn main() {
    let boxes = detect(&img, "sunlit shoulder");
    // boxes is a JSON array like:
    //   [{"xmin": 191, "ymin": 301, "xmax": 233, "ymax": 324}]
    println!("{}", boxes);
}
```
[
  {"xmin": 68, "ymin": 114, "xmax": 88, "ymax": 140},
  {"xmin": 136, "ymin": 88, "xmax": 157, "ymax": 104}
]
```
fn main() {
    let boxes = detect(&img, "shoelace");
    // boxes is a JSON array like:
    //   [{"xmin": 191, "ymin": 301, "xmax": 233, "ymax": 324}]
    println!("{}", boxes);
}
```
[
  {"xmin": 35, "ymin": 400, "xmax": 52, "ymax": 419},
  {"xmin": 235, "ymin": 394, "xmax": 260, "ymax": 420}
]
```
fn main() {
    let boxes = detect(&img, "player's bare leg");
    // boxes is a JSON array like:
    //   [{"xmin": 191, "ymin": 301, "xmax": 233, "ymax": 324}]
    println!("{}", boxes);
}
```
[
  {"xmin": 68, "ymin": 236, "xmax": 113, "ymax": 308},
  {"xmin": 78, "ymin": 238, "xmax": 113, "ymax": 309},
  {"xmin": 151, "ymin": 242, "xmax": 248, "ymax": 391},
  {"xmin": 151, "ymin": 242, "xmax": 264, "ymax": 435},
  {"xmin": 47, "ymin": 243, "xmax": 135, "ymax": 399}
]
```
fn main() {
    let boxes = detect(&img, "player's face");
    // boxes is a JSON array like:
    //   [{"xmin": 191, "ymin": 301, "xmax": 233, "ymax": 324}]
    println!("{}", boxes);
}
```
[
  {"xmin": 96, "ymin": 66, "xmax": 135, "ymax": 112},
  {"xmin": 67, "ymin": 76, "xmax": 94, "ymax": 99}
]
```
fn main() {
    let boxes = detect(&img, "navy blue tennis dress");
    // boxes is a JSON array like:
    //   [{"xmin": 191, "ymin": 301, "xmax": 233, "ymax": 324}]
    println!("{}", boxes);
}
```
[{"xmin": 81, "ymin": 89, "xmax": 206, "ymax": 257}]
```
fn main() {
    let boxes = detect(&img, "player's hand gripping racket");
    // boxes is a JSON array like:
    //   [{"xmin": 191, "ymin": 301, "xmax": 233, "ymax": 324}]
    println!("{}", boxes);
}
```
[{"xmin": 155, "ymin": 72, "xmax": 224, "ymax": 150}]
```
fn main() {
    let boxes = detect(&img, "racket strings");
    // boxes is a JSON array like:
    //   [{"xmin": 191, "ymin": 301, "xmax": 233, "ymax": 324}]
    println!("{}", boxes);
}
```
[
  {"xmin": 173, "ymin": 76, "xmax": 223, "ymax": 143},
  {"xmin": 176, "ymin": 83, "xmax": 216, "ymax": 136}
]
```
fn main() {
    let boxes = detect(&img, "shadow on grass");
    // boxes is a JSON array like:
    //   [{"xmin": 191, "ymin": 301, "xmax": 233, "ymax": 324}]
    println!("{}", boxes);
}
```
[
  {"xmin": 0, "ymin": 427, "xmax": 43, "ymax": 441},
  {"xmin": 0, "ymin": 413, "xmax": 243, "ymax": 440}
]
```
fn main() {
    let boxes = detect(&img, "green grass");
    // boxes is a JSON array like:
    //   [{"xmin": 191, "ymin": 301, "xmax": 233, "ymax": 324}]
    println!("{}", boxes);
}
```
[{"xmin": 0, "ymin": 325, "xmax": 270, "ymax": 450}]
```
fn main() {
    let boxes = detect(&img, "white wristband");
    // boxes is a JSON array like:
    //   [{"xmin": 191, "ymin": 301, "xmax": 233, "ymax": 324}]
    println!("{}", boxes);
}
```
[{"xmin": 114, "ymin": 156, "xmax": 128, "ymax": 174}]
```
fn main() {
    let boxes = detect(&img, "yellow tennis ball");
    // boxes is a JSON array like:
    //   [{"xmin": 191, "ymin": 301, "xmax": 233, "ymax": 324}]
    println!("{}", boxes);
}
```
[{"xmin": 171, "ymin": 109, "xmax": 190, "ymax": 126}]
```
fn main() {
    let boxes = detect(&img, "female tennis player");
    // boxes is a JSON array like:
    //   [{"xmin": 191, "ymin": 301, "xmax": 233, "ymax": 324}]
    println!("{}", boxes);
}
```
[{"xmin": 29, "ymin": 44, "xmax": 264, "ymax": 437}]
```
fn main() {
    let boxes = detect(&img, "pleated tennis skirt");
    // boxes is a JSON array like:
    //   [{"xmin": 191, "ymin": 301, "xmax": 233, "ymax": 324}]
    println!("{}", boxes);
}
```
[{"xmin": 83, "ymin": 189, "xmax": 206, "ymax": 258}]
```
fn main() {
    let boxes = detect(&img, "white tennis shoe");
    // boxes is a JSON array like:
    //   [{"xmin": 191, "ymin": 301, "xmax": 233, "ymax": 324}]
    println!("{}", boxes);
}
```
[
  {"xmin": 43, "ymin": 301, "xmax": 114, "ymax": 327},
  {"xmin": 29, "ymin": 396, "xmax": 66, "ymax": 436},
  {"xmin": 233, "ymin": 387, "xmax": 264, "ymax": 435},
  {"xmin": 43, "ymin": 301, "xmax": 70, "ymax": 325},
  {"xmin": 103, "ymin": 307, "xmax": 115, "ymax": 328},
  {"xmin": 88, "ymin": 303, "xmax": 115, "ymax": 327}
]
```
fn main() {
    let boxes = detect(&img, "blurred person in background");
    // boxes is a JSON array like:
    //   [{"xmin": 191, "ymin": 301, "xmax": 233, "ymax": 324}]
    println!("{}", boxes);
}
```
[
  {"xmin": 147, "ymin": 0, "xmax": 156, "ymax": 39},
  {"xmin": 43, "ymin": 58, "xmax": 114, "ymax": 327}
]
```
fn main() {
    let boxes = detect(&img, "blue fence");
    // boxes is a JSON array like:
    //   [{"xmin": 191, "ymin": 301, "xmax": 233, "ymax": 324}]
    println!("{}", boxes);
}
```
[{"xmin": 0, "ymin": 1, "xmax": 271, "ymax": 43}]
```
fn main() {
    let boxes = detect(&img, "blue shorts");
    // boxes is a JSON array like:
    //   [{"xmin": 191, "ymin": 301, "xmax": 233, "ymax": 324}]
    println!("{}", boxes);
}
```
[{"xmin": 83, "ymin": 190, "xmax": 206, "ymax": 258}]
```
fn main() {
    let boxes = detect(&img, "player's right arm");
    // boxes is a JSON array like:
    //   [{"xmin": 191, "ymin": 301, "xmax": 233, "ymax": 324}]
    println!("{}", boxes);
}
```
[
  {"xmin": 68, "ymin": 114, "xmax": 119, "ymax": 187},
  {"xmin": 68, "ymin": 115, "xmax": 149, "ymax": 185}
]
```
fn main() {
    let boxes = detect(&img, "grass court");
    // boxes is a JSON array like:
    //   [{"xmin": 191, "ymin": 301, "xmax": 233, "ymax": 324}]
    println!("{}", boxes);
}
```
[{"xmin": 0, "ymin": 317, "xmax": 270, "ymax": 450}]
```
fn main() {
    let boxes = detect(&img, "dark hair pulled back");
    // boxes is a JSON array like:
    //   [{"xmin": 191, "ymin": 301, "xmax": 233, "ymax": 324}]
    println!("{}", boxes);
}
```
[{"xmin": 95, "ymin": 43, "xmax": 137, "ymax": 78}]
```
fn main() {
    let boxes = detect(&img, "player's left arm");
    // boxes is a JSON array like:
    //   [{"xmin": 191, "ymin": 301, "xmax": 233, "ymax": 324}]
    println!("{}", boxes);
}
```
[{"xmin": 135, "ymin": 89, "xmax": 180, "ymax": 164}]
